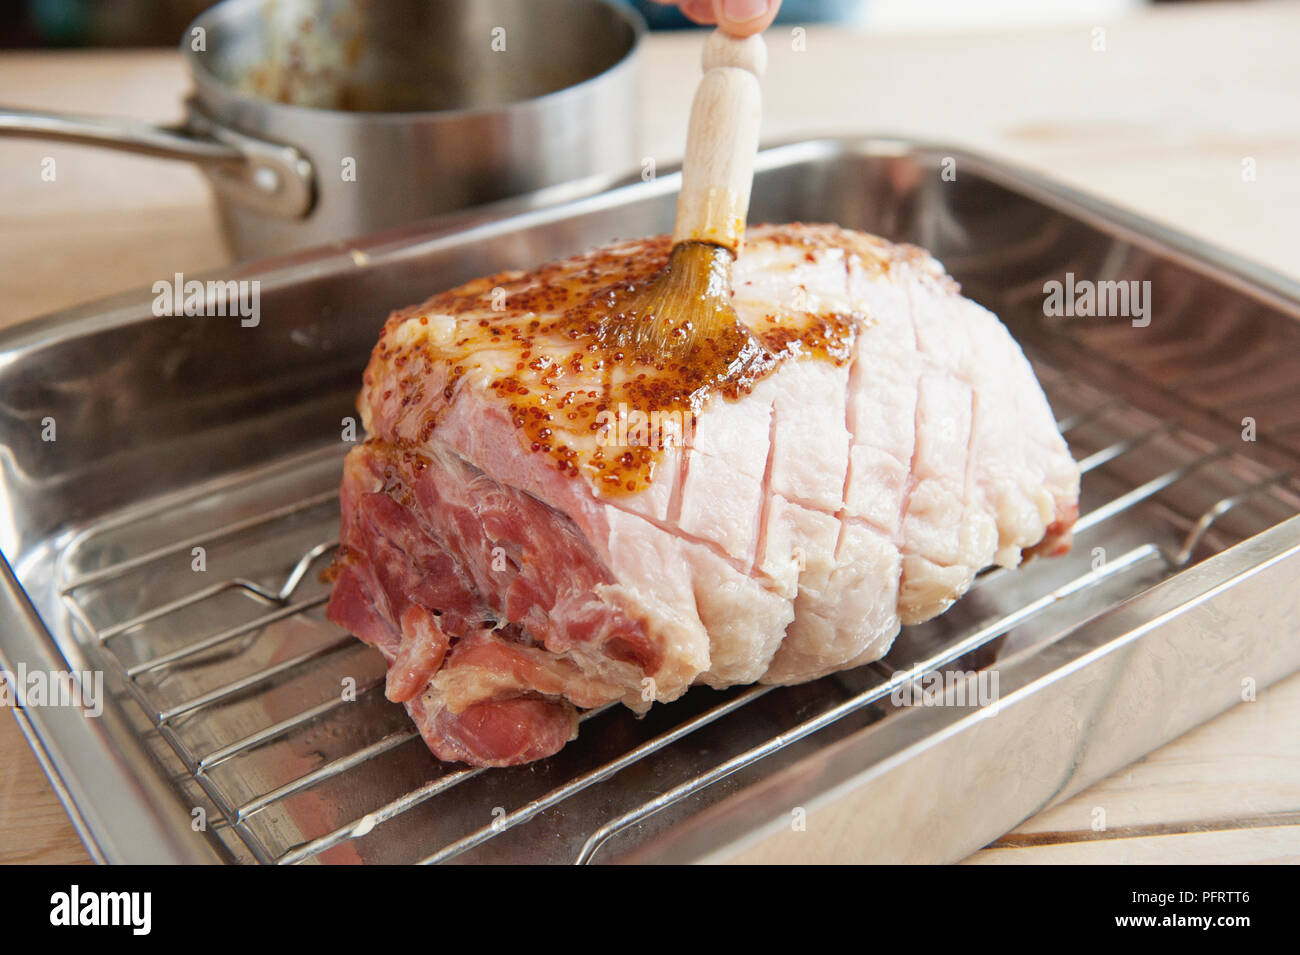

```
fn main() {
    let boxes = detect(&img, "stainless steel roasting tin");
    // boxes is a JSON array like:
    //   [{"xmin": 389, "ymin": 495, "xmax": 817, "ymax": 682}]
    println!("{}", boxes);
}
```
[{"xmin": 1, "ymin": 137, "xmax": 1298, "ymax": 864}]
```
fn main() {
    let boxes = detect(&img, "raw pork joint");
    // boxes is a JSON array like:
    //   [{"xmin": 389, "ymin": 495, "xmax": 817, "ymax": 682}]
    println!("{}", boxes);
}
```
[{"xmin": 325, "ymin": 223, "xmax": 1080, "ymax": 767}]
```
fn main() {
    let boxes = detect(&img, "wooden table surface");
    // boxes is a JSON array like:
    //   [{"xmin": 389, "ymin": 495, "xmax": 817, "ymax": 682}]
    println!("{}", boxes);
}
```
[{"xmin": 1, "ymin": 0, "xmax": 1298, "ymax": 865}]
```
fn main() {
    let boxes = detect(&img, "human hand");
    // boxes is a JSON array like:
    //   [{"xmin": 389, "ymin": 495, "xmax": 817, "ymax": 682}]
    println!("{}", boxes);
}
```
[{"xmin": 650, "ymin": 0, "xmax": 782, "ymax": 37}]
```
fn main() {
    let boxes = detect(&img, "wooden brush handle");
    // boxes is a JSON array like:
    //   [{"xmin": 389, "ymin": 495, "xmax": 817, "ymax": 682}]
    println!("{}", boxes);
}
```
[{"xmin": 672, "ymin": 30, "xmax": 766, "ymax": 255}]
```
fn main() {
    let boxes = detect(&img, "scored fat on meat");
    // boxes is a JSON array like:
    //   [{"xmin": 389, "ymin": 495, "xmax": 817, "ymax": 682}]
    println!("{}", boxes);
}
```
[{"xmin": 326, "ymin": 223, "xmax": 1080, "ymax": 767}]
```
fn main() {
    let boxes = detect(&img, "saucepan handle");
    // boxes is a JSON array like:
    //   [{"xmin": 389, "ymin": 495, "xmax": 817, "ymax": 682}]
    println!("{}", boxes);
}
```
[{"xmin": 0, "ymin": 103, "xmax": 314, "ymax": 219}]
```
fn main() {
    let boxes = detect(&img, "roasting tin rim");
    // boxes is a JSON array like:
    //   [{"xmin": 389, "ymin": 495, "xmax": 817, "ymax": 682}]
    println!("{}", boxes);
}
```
[
  {"xmin": 2, "ymin": 134, "xmax": 1298, "ymax": 864},
  {"xmin": 4, "ymin": 135, "xmax": 1298, "ymax": 359},
  {"xmin": 684, "ymin": 516, "xmax": 1300, "ymax": 864},
  {"xmin": 0, "ymin": 551, "xmax": 226, "ymax": 863}
]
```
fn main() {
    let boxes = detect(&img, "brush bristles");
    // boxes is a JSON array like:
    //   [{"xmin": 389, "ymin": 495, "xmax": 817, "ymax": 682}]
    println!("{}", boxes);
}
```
[{"xmin": 616, "ymin": 241, "xmax": 740, "ymax": 356}]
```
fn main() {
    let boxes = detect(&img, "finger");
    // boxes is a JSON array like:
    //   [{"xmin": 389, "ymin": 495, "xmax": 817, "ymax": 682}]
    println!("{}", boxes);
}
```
[
  {"xmin": 710, "ymin": 0, "xmax": 781, "ymax": 36},
  {"xmin": 678, "ymin": 0, "xmax": 717, "ymax": 25}
]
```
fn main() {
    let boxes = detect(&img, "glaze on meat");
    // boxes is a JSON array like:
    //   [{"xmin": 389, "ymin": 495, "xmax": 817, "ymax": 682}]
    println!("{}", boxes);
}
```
[{"xmin": 326, "ymin": 224, "xmax": 1081, "ymax": 766}]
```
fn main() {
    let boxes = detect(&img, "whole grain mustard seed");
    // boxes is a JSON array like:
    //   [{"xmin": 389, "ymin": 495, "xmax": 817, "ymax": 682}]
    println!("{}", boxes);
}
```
[{"xmin": 365, "ymin": 230, "xmax": 872, "ymax": 495}]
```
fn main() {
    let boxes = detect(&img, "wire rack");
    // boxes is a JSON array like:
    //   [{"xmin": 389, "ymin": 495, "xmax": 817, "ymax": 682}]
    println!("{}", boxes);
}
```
[{"xmin": 52, "ymin": 353, "xmax": 1300, "ymax": 864}]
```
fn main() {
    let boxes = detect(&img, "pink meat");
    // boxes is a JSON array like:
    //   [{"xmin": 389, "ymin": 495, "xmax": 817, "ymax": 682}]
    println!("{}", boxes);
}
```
[{"xmin": 326, "ymin": 224, "xmax": 1080, "ymax": 766}]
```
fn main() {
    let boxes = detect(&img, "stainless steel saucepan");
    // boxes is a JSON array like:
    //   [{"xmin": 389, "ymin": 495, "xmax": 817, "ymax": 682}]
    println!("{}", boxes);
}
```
[{"xmin": 0, "ymin": 0, "xmax": 644, "ymax": 260}]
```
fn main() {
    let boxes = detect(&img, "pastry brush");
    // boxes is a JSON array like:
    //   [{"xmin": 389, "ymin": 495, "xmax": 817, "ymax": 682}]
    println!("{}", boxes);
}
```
[{"xmin": 617, "ymin": 29, "xmax": 766, "ymax": 358}]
